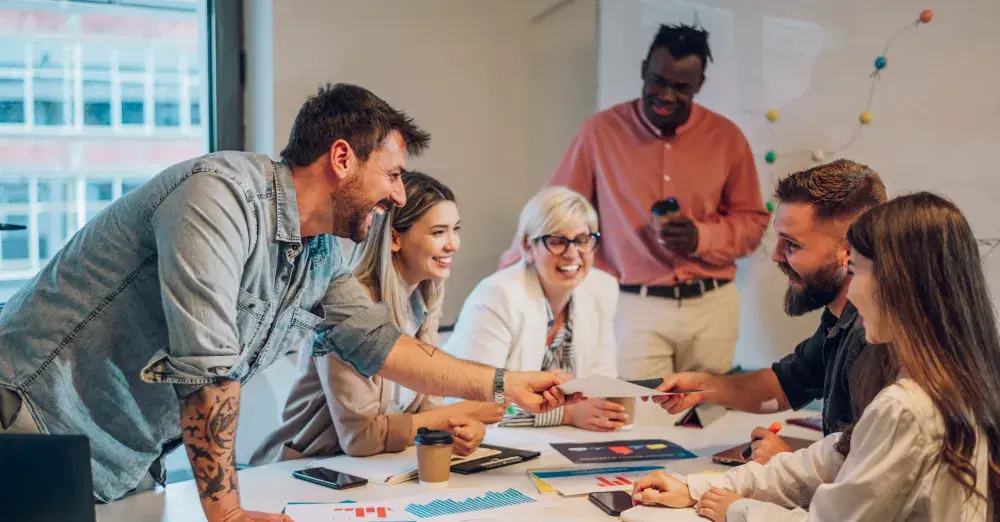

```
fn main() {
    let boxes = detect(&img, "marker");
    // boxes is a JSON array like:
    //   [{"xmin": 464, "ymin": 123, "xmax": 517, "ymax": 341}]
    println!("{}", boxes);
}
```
[{"xmin": 742, "ymin": 422, "xmax": 781, "ymax": 459}]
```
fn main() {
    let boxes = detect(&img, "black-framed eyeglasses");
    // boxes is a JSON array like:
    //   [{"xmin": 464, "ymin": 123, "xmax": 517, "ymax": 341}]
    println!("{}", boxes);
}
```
[{"xmin": 533, "ymin": 232, "xmax": 601, "ymax": 256}]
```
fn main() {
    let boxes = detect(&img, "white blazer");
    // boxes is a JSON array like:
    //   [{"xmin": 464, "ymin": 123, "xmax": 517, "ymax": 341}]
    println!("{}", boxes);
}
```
[{"xmin": 444, "ymin": 262, "xmax": 619, "ymax": 378}]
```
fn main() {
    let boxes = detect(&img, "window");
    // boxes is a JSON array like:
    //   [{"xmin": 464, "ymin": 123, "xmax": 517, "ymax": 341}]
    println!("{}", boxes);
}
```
[
  {"xmin": 83, "ymin": 80, "xmax": 113, "ymax": 126},
  {"xmin": 0, "ymin": 0, "xmax": 243, "ymax": 302},
  {"xmin": 0, "ymin": 79, "xmax": 26, "ymax": 124}
]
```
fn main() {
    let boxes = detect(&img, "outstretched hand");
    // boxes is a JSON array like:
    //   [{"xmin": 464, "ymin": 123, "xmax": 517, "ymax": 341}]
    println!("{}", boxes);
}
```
[
  {"xmin": 649, "ymin": 372, "xmax": 712, "ymax": 414},
  {"xmin": 505, "ymin": 371, "xmax": 584, "ymax": 414}
]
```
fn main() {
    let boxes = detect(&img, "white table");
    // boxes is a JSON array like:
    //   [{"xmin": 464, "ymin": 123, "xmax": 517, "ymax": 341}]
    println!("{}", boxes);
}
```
[{"xmin": 96, "ymin": 401, "xmax": 822, "ymax": 521}]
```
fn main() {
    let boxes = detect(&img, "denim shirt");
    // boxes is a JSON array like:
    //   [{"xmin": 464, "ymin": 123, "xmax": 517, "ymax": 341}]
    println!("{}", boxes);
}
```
[{"xmin": 0, "ymin": 152, "xmax": 402, "ymax": 502}]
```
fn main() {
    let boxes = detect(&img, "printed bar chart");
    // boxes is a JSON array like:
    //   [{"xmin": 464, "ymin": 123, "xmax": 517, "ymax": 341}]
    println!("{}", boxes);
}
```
[
  {"xmin": 404, "ymin": 488, "xmax": 535, "ymax": 518},
  {"xmin": 331, "ymin": 506, "xmax": 393, "ymax": 519},
  {"xmin": 596, "ymin": 476, "xmax": 633, "ymax": 487},
  {"xmin": 284, "ymin": 503, "xmax": 407, "ymax": 521}
]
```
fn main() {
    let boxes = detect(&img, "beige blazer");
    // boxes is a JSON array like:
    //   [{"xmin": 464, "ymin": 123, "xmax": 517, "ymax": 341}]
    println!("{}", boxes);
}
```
[{"xmin": 250, "ymin": 295, "xmax": 436, "ymax": 465}]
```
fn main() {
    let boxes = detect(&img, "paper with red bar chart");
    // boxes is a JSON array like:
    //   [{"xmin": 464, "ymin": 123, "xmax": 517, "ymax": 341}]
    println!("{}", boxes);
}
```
[
  {"xmin": 283, "ymin": 502, "xmax": 415, "ymax": 521},
  {"xmin": 529, "ymin": 465, "xmax": 665, "ymax": 496}
]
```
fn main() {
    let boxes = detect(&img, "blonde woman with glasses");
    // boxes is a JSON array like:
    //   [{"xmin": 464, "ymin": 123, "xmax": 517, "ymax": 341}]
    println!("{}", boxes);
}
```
[{"xmin": 444, "ymin": 187, "xmax": 622, "ymax": 431}]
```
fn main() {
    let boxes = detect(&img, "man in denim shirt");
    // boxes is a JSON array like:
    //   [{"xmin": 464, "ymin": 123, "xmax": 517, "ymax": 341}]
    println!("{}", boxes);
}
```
[
  {"xmin": 650, "ymin": 160, "xmax": 887, "ymax": 462},
  {"xmin": 0, "ymin": 83, "xmax": 575, "ymax": 522}
]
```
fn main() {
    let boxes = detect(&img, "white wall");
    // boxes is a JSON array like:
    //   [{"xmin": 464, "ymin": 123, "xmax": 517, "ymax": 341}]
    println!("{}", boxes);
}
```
[
  {"xmin": 245, "ymin": 0, "xmax": 597, "ymax": 323},
  {"xmin": 598, "ymin": 0, "xmax": 1000, "ymax": 368}
]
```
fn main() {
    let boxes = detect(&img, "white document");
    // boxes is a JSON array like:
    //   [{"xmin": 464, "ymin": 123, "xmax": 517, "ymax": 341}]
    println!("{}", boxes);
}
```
[
  {"xmin": 529, "ymin": 465, "xmax": 665, "ymax": 497},
  {"xmin": 284, "ymin": 502, "xmax": 415, "ymax": 521},
  {"xmin": 557, "ymin": 375, "xmax": 669, "ymax": 398},
  {"xmin": 388, "ymin": 487, "xmax": 540, "ymax": 521},
  {"xmin": 310, "ymin": 446, "xmax": 499, "ymax": 485}
]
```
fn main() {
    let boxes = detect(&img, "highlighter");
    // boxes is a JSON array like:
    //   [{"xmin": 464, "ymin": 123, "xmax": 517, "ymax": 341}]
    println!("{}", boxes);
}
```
[{"xmin": 741, "ymin": 421, "xmax": 781, "ymax": 460}]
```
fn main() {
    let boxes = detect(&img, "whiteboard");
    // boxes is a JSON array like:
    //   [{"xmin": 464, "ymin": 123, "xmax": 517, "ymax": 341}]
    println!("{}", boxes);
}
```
[{"xmin": 598, "ymin": 0, "xmax": 1000, "ymax": 367}]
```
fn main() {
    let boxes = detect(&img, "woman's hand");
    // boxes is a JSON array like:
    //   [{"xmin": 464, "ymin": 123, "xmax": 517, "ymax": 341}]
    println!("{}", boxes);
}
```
[
  {"xmin": 446, "ymin": 416, "xmax": 485, "ymax": 456},
  {"xmin": 696, "ymin": 488, "xmax": 742, "ymax": 522},
  {"xmin": 448, "ymin": 401, "xmax": 505, "ymax": 424},
  {"xmin": 564, "ymin": 398, "xmax": 628, "ymax": 432},
  {"xmin": 630, "ymin": 470, "xmax": 696, "ymax": 508}
]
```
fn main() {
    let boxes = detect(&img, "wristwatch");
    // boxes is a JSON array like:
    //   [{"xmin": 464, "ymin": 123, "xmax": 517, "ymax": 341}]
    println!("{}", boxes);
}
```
[{"xmin": 493, "ymin": 368, "xmax": 506, "ymax": 406}]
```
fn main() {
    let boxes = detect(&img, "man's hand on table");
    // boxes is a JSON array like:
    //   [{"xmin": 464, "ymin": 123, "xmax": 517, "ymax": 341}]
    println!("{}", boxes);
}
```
[{"xmin": 504, "ymin": 370, "xmax": 583, "ymax": 414}]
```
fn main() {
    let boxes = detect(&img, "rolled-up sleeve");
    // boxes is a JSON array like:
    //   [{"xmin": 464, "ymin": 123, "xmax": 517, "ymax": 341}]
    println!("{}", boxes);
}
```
[
  {"xmin": 312, "ymin": 269, "xmax": 402, "ymax": 378},
  {"xmin": 140, "ymin": 173, "xmax": 251, "ymax": 398}
]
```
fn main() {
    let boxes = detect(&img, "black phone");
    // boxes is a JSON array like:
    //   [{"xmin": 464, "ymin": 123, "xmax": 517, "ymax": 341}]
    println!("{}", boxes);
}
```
[
  {"xmin": 588, "ymin": 490, "xmax": 634, "ymax": 516},
  {"xmin": 292, "ymin": 467, "xmax": 368, "ymax": 490}
]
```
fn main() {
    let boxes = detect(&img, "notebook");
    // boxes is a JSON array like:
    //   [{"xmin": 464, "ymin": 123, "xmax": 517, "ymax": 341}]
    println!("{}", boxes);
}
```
[
  {"xmin": 450, "ymin": 444, "xmax": 540, "ymax": 474},
  {"xmin": 310, "ymin": 446, "xmax": 500, "ymax": 485}
]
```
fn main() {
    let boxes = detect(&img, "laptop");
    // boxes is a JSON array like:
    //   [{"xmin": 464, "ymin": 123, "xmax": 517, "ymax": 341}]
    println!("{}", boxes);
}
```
[
  {"xmin": 0, "ymin": 434, "xmax": 96, "ymax": 522},
  {"xmin": 712, "ymin": 436, "xmax": 817, "ymax": 466}
]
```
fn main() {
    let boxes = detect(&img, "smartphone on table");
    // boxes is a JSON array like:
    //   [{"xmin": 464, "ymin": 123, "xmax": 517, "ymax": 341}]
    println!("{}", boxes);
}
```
[
  {"xmin": 292, "ymin": 467, "xmax": 368, "ymax": 490},
  {"xmin": 589, "ymin": 490, "xmax": 635, "ymax": 516}
]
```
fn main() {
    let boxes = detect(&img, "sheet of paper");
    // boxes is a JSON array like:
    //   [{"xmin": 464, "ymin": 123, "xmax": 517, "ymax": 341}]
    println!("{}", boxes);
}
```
[
  {"xmin": 392, "ymin": 487, "xmax": 541, "ymax": 521},
  {"xmin": 310, "ymin": 446, "xmax": 499, "ymax": 485},
  {"xmin": 525, "ymin": 468, "xmax": 558, "ymax": 494},
  {"xmin": 557, "ymin": 375, "xmax": 669, "ymax": 398},
  {"xmin": 550, "ymin": 439, "xmax": 697, "ymax": 465},
  {"xmin": 285, "ymin": 502, "xmax": 415, "ymax": 521},
  {"xmin": 529, "ymin": 465, "xmax": 664, "ymax": 497}
]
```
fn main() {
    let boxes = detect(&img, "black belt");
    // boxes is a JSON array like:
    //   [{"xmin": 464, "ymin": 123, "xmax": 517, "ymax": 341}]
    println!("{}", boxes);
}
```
[{"xmin": 620, "ymin": 279, "xmax": 731, "ymax": 300}]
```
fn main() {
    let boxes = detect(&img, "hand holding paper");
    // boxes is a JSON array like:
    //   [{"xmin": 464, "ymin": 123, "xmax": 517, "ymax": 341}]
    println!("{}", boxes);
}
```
[{"xmin": 557, "ymin": 375, "xmax": 711, "ymax": 399}]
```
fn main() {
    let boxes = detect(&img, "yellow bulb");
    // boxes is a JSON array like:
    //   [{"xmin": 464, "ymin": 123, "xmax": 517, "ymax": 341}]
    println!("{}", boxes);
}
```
[
  {"xmin": 860, "ymin": 111, "xmax": 872, "ymax": 125},
  {"xmin": 765, "ymin": 109, "xmax": 779, "ymax": 122}
]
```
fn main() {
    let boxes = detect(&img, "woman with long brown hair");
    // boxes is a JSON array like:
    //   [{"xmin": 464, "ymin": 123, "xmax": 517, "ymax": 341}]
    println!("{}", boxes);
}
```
[
  {"xmin": 631, "ymin": 192, "xmax": 996, "ymax": 521},
  {"xmin": 251, "ymin": 172, "xmax": 502, "ymax": 464}
]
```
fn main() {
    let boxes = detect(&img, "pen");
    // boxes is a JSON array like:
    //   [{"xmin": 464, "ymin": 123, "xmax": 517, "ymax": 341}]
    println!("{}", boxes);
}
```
[
  {"xmin": 480, "ymin": 456, "xmax": 522, "ymax": 468},
  {"xmin": 742, "ymin": 422, "xmax": 781, "ymax": 459}
]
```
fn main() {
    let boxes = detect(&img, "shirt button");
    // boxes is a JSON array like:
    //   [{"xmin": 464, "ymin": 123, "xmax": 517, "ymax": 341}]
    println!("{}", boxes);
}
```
[
  {"xmin": 663, "ymin": 175, "xmax": 672, "ymax": 182},
  {"xmin": 664, "ymin": 143, "xmax": 672, "ymax": 149}
]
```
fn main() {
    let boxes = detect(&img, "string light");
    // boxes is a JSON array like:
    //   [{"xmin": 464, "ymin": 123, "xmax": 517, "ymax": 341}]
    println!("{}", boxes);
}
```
[{"xmin": 756, "ymin": 9, "xmax": 933, "ymax": 214}]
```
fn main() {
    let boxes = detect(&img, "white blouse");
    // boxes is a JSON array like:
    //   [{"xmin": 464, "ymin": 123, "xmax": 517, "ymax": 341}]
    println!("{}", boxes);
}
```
[{"xmin": 687, "ymin": 378, "xmax": 991, "ymax": 522}]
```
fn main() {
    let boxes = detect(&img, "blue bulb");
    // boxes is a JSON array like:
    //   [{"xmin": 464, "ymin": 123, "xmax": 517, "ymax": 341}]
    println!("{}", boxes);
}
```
[{"xmin": 874, "ymin": 56, "xmax": 887, "ymax": 69}]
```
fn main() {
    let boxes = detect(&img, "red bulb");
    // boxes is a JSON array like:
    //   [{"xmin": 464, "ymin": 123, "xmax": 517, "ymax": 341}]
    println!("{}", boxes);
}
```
[{"xmin": 919, "ymin": 9, "xmax": 933, "ymax": 23}]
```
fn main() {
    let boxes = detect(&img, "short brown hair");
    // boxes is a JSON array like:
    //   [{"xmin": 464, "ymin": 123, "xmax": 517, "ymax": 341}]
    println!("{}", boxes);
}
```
[
  {"xmin": 281, "ymin": 83, "xmax": 431, "ymax": 168},
  {"xmin": 774, "ymin": 159, "xmax": 887, "ymax": 221}
]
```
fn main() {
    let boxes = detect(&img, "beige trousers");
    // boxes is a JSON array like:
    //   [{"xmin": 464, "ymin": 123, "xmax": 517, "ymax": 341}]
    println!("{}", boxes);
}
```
[
  {"xmin": 614, "ymin": 283, "xmax": 740, "ymax": 379},
  {"xmin": 0, "ymin": 387, "xmax": 39, "ymax": 434}
]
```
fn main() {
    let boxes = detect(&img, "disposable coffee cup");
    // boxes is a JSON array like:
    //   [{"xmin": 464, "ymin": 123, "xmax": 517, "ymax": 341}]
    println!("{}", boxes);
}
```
[
  {"xmin": 606, "ymin": 397, "xmax": 636, "ymax": 431},
  {"xmin": 414, "ymin": 428, "xmax": 453, "ymax": 487}
]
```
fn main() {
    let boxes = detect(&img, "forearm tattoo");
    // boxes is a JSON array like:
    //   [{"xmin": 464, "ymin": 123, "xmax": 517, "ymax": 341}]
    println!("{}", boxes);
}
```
[
  {"xmin": 181, "ymin": 381, "xmax": 240, "ymax": 502},
  {"xmin": 418, "ymin": 342, "xmax": 438, "ymax": 357}
]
